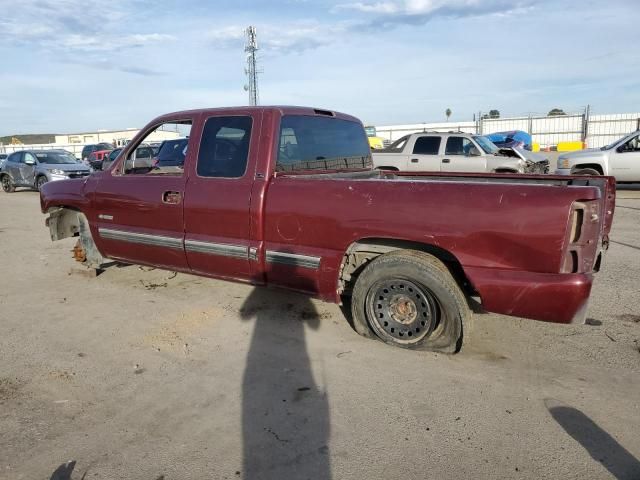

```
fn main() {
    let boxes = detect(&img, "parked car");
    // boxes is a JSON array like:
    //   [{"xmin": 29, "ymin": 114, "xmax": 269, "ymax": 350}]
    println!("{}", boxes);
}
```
[
  {"xmin": 486, "ymin": 130, "xmax": 533, "ymax": 150},
  {"xmin": 81, "ymin": 143, "xmax": 113, "ymax": 163},
  {"xmin": 40, "ymin": 106, "xmax": 615, "ymax": 353},
  {"xmin": 153, "ymin": 138, "xmax": 188, "ymax": 167},
  {"xmin": 372, "ymin": 132, "xmax": 548, "ymax": 173},
  {"xmin": 87, "ymin": 150, "xmax": 112, "ymax": 170},
  {"xmin": 555, "ymin": 130, "xmax": 640, "ymax": 182},
  {"xmin": 102, "ymin": 148, "xmax": 123, "ymax": 171},
  {"xmin": 1, "ymin": 150, "xmax": 91, "ymax": 192},
  {"xmin": 365, "ymin": 126, "xmax": 385, "ymax": 150},
  {"xmin": 0, "ymin": 153, "xmax": 7, "ymax": 170}
]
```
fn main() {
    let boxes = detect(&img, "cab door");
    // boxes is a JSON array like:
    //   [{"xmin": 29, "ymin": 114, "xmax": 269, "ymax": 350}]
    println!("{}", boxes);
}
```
[
  {"xmin": 182, "ymin": 110, "xmax": 261, "ymax": 282},
  {"xmin": 441, "ymin": 136, "xmax": 485, "ymax": 172},
  {"xmin": 610, "ymin": 134, "xmax": 640, "ymax": 181},
  {"xmin": 406, "ymin": 135, "xmax": 443, "ymax": 171},
  {"xmin": 91, "ymin": 116, "xmax": 195, "ymax": 271}
]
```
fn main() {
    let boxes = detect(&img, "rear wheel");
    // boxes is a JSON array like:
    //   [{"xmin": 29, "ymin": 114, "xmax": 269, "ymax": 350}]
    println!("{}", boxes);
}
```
[
  {"xmin": 572, "ymin": 168, "xmax": 601, "ymax": 176},
  {"xmin": 1, "ymin": 174, "xmax": 15, "ymax": 193},
  {"xmin": 351, "ymin": 250, "xmax": 471, "ymax": 353},
  {"xmin": 36, "ymin": 175, "xmax": 48, "ymax": 191}
]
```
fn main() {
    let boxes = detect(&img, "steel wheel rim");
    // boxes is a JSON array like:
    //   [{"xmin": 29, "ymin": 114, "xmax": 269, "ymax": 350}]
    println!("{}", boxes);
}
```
[
  {"xmin": 37, "ymin": 177, "xmax": 46, "ymax": 189},
  {"xmin": 1, "ymin": 176, "xmax": 10, "ymax": 191},
  {"xmin": 365, "ymin": 278, "xmax": 439, "ymax": 345}
]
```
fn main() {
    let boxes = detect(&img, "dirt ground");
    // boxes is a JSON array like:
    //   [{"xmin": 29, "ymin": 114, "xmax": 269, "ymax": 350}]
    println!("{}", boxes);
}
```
[{"xmin": 0, "ymin": 189, "xmax": 639, "ymax": 480}]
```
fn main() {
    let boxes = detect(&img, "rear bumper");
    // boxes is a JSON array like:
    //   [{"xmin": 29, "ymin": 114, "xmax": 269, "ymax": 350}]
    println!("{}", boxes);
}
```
[{"xmin": 465, "ymin": 267, "xmax": 592, "ymax": 324}]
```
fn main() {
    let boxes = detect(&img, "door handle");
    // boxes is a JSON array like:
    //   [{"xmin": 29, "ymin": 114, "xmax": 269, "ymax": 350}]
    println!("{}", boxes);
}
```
[
  {"xmin": 442, "ymin": 158, "xmax": 450, "ymax": 163},
  {"xmin": 163, "ymin": 191, "xmax": 182, "ymax": 204},
  {"xmin": 411, "ymin": 158, "xmax": 419, "ymax": 163}
]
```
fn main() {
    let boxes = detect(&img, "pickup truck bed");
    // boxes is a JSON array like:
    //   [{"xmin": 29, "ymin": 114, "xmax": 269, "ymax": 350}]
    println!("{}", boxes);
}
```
[{"xmin": 38, "ymin": 106, "xmax": 616, "ymax": 353}]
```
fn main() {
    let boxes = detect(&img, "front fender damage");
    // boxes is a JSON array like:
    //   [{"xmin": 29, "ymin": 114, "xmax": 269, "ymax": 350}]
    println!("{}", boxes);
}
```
[{"xmin": 46, "ymin": 208, "xmax": 106, "ymax": 268}]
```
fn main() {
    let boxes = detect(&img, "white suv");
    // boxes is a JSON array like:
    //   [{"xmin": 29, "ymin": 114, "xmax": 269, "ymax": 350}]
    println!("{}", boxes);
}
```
[{"xmin": 372, "ymin": 132, "xmax": 548, "ymax": 174}]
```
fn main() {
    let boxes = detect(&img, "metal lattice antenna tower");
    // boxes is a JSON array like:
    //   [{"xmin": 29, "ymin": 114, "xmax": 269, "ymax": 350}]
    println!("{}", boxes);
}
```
[{"xmin": 244, "ymin": 26, "xmax": 260, "ymax": 106}]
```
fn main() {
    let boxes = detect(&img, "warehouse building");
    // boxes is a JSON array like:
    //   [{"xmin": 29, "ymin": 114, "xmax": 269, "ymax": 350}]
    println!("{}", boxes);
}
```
[{"xmin": 54, "ymin": 128, "xmax": 179, "ymax": 147}]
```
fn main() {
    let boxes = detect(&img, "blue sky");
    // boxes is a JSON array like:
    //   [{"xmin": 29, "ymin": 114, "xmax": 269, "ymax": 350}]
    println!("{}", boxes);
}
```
[{"xmin": 0, "ymin": 0, "xmax": 638, "ymax": 135}]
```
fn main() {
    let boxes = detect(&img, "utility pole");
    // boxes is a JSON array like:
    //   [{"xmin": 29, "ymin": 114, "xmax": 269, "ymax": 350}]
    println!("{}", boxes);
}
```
[{"xmin": 244, "ymin": 26, "xmax": 260, "ymax": 106}]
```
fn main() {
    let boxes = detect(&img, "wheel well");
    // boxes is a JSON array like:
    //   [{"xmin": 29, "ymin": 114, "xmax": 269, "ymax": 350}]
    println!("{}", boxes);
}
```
[
  {"xmin": 46, "ymin": 206, "xmax": 83, "ymax": 241},
  {"xmin": 376, "ymin": 166, "xmax": 399, "ymax": 171},
  {"xmin": 338, "ymin": 238, "xmax": 475, "ymax": 297},
  {"xmin": 572, "ymin": 163, "xmax": 603, "ymax": 175}
]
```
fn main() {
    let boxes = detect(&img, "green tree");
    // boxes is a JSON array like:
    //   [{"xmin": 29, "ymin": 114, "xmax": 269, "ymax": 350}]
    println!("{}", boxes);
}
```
[
  {"xmin": 445, "ymin": 108, "xmax": 452, "ymax": 121},
  {"xmin": 548, "ymin": 108, "xmax": 566, "ymax": 116}
]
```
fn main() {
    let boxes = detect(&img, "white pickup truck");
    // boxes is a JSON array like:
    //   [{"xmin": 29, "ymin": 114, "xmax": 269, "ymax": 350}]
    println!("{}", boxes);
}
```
[
  {"xmin": 372, "ymin": 132, "xmax": 549, "ymax": 174},
  {"xmin": 556, "ymin": 131, "xmax": 640, "ymax": 182}
]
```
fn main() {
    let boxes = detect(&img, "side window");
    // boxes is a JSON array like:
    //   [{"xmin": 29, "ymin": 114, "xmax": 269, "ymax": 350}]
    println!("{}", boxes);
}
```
[
  {"xmin": 622, "ymin": 136, "xmax": 640, "ymax": 152},
  {"xmin": 197, "ymin": 116, "xmax": 252, "ymax": 178},
  {"xmin": 24, "ymin": 153, "xmax": 37, "ymax": 164},
  {"xmin": 276, "ymin": 115, "xmax": 372, "ymax": 171},
  {"xmin": 445, "ymin": 137, "xmax": 474, "ymax": 156},
  {"xmin": 8, "ymin": 153, "xmax": 21, "ymax": 163},
  {"xmin": 413, "ymin": 136, "xmax": 441, "ymax": 155},
  {"xmin": 123, "ymin": 121, "xmax": 192, "ymax": 175}
]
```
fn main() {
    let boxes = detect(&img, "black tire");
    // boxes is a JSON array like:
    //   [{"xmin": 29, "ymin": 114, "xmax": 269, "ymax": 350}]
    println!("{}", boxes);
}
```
[
  {"xmin": 36, "ymin": 175, "xmax": 48, "ymax": 191},
  {"xmin": 1, "ymin": 174, "xmax": 15, "ymax": 193},
  {"xmin": 351, "ymin": 250, "xmax": 471, "ymax": 353},
  {"xmin": 572, "ymin": 168, "xmax": 601, "ymax": 176}
]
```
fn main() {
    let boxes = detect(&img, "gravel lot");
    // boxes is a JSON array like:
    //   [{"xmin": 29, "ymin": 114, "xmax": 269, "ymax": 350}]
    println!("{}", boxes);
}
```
[{"xmin": 1, "ymin": 189, "xmax": 639, "ymax": 480}]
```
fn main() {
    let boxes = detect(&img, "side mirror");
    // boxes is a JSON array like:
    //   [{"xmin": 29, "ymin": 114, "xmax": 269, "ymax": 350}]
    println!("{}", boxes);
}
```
[
  {"xmin": 616, "ymin": 145, "xmax": 626, "ymax": 153},
  {"xmin": 468, "ymin": 146, "xmax": 482, "ymax": 157}
]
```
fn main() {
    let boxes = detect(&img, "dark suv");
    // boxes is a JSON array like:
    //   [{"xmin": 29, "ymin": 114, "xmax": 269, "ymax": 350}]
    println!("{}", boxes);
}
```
[
  {"xmin": 81, "ymin": 143, "xmax": 113, "ymax": 163},
  {"xmin": 154, "ymin": 138, "xmax": 188, "ymax": 167}
]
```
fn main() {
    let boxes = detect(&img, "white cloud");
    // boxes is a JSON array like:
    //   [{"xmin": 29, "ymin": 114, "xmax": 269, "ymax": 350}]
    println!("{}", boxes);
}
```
[
  {"xmin": 334, "ymin": 0, "xmax": 536, "ymax": 24},
  {"xmin": 0, "ymin": 1, "xmax": 173, "ymax": 57},
  {"xmin": 208, "ymin": 22, "xmax": 350, "ymax": 54}
]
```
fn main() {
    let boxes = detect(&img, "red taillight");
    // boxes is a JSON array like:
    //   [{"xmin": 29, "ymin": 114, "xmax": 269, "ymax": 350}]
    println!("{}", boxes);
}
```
[{"xmin": 561, "ymin": 200, "xmax": 601, "ymax": 274}]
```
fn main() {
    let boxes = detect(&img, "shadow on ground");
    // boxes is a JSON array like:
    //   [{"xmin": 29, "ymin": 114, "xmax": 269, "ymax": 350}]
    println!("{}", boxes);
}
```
[
  {"xmin": 239, "ymin": 287, "xmax": 332, "ymax": 479},
  {"xmin": 546, "ymin": 399, "xmax": 640, "ymax": 480}
]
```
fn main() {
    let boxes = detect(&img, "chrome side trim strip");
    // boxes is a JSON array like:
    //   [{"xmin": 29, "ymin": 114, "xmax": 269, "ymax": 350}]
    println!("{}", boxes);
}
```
[
  {"xmin": 265, "ymin": 250, "xmax": 321, "ymax": 270},
  {"xmin": 98, "ymin": 228, "xmax": 183, "ymax": 250},
  {"xmin": 185, "ymin": 240, "xmax": 248, "ymax": 259}
]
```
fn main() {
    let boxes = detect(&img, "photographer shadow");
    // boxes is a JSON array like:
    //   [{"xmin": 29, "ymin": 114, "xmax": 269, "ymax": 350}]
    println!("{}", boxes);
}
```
[{"xmin": 239, "ymin": 286, "xmax": 332, "ymax": 479}]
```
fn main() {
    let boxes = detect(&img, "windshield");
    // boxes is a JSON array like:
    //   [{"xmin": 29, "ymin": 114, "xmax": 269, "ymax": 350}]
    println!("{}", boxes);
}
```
[
  {"xmin": 35, "ymin": 152, "xmax": 78, "ymax": 164},
  {"xmin": 601, "ymin": 132, "xmax": 637, "ymax": 150},
  {"xmin": 474, "ymin": 136, "xmax": 500, "ymax": 154}
]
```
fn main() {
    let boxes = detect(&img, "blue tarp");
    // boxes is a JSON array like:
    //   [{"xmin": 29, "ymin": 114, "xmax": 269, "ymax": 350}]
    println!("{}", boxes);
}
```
[{"xmin": 486, "ymin": 130, "xmax": 532, "ymax": 150}]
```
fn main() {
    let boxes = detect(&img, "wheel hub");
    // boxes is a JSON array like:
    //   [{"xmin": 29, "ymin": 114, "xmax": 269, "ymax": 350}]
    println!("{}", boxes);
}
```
[
  {"xmin": 366, "ymin": 279, "xmax": 438, "ymax": 344},
  {"xmin": 389, "ymin": 295, "xmax": 417, "ymax": 324}
]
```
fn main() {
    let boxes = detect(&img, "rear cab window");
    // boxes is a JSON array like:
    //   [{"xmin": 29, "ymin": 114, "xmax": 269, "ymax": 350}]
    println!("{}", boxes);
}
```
[{"xmin": 276, "ymin": 115, "xmax": 371, "ymax": 172}]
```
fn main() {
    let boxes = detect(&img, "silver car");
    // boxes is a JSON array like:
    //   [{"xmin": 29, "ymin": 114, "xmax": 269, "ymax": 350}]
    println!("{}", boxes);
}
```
[{"xmin": 0, "ymin": 150, "xmax": 91, "ymax": 192}]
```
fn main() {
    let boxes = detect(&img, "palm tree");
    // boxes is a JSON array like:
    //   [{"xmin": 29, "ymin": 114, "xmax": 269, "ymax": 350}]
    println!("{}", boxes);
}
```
[{"xmin": 445, "ymin": 108, "xmax": 452, "ymax": 121}]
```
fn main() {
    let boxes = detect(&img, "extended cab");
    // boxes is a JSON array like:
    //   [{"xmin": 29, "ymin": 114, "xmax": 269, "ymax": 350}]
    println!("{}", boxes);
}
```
[
  {"xmin": 40, "ymin": 106, "xmax": 615, "ymax": 352},
  {"xmin": 556, "ymin": 130, "xmax": 640, "ymax": 182},
  {"xmin": 373, "ymin": 132, "xmax": 549, "ymax": 173}
]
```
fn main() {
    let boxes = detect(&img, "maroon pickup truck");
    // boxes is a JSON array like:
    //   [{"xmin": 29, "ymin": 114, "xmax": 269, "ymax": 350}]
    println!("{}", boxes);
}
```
[{"xmin": 40, "ymin": 106, "xmax": 616, "ymax": 352}]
